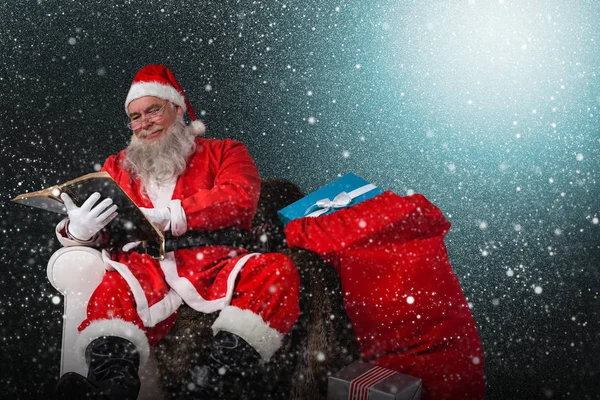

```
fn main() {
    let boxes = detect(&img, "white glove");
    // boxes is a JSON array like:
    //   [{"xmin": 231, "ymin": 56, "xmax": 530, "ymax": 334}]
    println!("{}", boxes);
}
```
[
  {"xmin": 61, "ymin": 192, "xmax": 118, "ymax": 241},
  {"xmin": 140, "ymin": 207, "xmax": 171, "ymax": 231}
]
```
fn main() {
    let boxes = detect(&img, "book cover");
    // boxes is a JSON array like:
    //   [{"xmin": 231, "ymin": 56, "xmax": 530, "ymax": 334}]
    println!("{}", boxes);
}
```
[{"xmin": 12, "ymin": 172, "xmax": 164, "ymax": 254}]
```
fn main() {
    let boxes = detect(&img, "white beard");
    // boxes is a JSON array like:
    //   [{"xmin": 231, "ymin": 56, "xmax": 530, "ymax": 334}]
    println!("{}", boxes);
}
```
[{"xmin": 123, "ymin": 117, "xmax": 196, "ymax": 186}]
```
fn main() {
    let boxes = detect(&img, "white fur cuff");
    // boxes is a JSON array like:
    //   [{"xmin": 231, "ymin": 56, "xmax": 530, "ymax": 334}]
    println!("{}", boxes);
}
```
[
  {"xmin": 168, "ymin": 199, "xmax": 187, "ymax": 236},
  {"xmin": 75, "ymin": 319, "xmax": 150, "ymax": 366},
  {"xmin": 211, "ymin": 306, "xmax": 283, "ymax": 362}
]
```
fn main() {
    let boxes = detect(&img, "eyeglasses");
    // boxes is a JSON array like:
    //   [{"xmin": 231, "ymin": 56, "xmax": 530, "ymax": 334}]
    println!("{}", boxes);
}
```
[{"xmin": 126, "ymin": 101, "xmax": 169, "ymax": 130}]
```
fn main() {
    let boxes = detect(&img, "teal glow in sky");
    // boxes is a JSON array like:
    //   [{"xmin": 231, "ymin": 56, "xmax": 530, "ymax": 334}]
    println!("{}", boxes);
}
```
[{"xmin": 378, "ymin": 0, "xmax": 599, "ymax": 143}]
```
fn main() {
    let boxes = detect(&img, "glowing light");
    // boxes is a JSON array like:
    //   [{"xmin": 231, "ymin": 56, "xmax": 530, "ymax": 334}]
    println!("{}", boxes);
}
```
[{"xmin": 383, "ymin": 1, "xmax": 587, "ymax": 143}]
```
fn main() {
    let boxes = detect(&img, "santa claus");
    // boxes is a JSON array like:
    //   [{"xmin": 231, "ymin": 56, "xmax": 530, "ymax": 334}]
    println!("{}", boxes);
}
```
[{"xmin": 54, "ymin": 64, "xmax": 300, "ymax": 399}]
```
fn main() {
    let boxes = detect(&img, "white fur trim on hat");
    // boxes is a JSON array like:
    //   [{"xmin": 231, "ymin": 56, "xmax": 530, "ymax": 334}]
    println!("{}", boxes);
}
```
[
  {"xmin": 75, "ymin": 318, "xmax": 151, "ymax": 367},
  {"xmin": 211, "ymin": 306, "xmax": 284, "ymax": 362},
  {"xmin": 125, "ymin": 82, "xmax": 187, "ymax": 112}
]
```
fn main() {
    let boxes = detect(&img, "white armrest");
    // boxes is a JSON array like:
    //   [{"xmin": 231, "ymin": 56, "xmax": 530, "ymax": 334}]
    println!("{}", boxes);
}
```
[
  {"xmin": 47, "ymin": 247, "xmax": 164, "ymax": 399},
  {"xmin": 48, "ymin": 246, "xmax": 106, "ymax": 376},
  {"xmin": 47, "ymin": 246, "xmax": 105, "ymax": 296}
]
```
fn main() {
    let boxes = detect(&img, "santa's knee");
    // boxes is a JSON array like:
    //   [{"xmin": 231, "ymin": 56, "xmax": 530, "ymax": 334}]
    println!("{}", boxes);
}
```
[
  {"xmin": 248, "ymin": 253, "xmax": 301, "ymax": 322},
  {"xmin": 263, "ymin": 252, "xmax": 301, "ymax": 292},
  {"xmin": 212, "ymin": 253, "xmax": 300, "ymax": 358}
]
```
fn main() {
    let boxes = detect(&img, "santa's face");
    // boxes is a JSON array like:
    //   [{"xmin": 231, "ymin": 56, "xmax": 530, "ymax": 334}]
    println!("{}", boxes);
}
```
[{"xmin": 127, "ymin": 95, "xmax": 183, "ymax": 142}]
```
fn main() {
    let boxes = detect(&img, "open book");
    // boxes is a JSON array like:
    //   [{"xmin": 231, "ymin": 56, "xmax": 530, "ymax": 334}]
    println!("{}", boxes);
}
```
[{"xmin": 12, "ymin": 172, "xmax": 165, "ymax": 259}]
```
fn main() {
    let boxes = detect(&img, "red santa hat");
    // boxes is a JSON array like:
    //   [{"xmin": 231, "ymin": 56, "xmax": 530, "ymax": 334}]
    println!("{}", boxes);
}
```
[{"xmin": 125, "ymin": 64, "xmax": 206, "ymax": 135}]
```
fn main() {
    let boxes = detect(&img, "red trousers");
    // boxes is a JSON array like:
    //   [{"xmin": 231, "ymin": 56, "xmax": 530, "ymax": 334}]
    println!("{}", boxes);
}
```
[{"xmin": 78, "ymin": 248, "xmax": 300, "ymax": 356}]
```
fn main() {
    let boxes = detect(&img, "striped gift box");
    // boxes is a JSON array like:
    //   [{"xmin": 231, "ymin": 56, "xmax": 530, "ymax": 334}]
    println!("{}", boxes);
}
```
[{"xmin": 327, "ymin": 362, "xmax": 422, "ymax": 400}]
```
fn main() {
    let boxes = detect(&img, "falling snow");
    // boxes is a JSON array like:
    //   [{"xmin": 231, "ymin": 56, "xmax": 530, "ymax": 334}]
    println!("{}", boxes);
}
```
[{"xmin": 1, "ymin": 0, "xmax": 599, "ymax": 399}]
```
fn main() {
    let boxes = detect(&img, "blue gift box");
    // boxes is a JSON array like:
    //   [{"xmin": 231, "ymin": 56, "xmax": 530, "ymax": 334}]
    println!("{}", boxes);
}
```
[{"xmin": 278, "ymin": 173, "xmax": 384, "ymax": 226}]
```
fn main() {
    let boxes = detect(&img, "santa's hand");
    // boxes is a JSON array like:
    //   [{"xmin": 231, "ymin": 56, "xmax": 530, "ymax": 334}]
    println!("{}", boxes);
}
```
[
  {"xmin": 61, "ymin": 192, "xmax": 118, "ymax": 241},
  {"xmin": 140, "ymin": 207, "xmax": 171, "ymax": 231}
]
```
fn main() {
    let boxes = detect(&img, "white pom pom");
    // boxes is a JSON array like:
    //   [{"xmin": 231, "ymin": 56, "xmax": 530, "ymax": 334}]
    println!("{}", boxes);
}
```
[{"xmin": 189, "ymin": 120, "xmax": 206, "ymax": 136}]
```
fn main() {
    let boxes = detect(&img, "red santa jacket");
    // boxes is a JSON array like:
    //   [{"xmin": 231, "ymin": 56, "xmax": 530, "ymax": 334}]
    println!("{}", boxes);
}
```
[{"xmin": 101, "ymin": 137, "xmax": 261, "ymax": 232}]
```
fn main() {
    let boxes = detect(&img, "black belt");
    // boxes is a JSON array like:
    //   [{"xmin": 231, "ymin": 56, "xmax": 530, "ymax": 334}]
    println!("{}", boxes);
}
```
[{"xmin": 136, "ymin": 228, "xmax": 250, "ymax": 260}]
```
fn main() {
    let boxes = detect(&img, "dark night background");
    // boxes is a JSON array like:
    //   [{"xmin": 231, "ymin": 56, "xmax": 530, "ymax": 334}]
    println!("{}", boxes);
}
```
[{"xmin": 1, "ymin": 1, "xmax": 599, "ymax": 399}]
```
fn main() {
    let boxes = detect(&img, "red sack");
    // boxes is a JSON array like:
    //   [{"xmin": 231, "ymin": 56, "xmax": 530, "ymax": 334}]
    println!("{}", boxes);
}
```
[{"xmin": 285, "ymin": 191, "xmax": 485, "ymax": 400}]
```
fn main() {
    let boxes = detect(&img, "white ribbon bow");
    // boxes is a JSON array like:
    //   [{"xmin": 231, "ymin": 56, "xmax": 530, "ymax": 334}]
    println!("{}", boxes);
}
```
[
  {"xmin": 305, "ymin": 192, "xmax": 352, "ymax": 217},
  {"xmin": 304, "ymin": 183, "xmax": 377, "ymax": 218}
]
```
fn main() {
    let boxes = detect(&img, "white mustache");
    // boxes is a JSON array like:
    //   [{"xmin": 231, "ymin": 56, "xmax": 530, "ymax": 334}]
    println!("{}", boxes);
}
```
[{"xmin": 136, "ymin": 125, "xmax": 164, "ymax": 139}]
